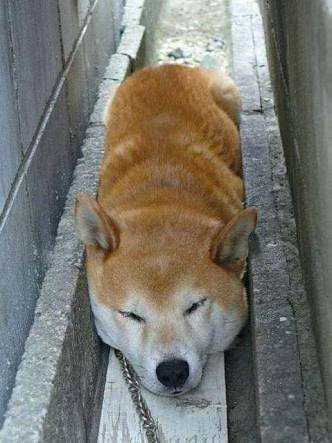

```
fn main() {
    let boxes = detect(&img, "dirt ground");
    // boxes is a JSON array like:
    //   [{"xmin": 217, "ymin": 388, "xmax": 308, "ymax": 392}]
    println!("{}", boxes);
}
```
[{"xmin": 152, "ymin": 0, "xmax": 232, "ymax": 72}]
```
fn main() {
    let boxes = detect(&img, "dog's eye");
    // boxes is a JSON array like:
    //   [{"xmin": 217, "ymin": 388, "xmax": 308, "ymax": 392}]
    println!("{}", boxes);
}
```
[
  {"xmin": 184, "ymin": 298, "xmax": 207, "ymax": 315},
  {"xmin": 119, "ymin": 311, "xmax": 145, "ymax": 323}
]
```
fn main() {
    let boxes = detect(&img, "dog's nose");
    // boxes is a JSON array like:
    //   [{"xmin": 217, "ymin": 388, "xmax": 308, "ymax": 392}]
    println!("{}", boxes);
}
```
[{"xmin": 156, "ymin": 359, "xmax": 189, "ymax": 388}]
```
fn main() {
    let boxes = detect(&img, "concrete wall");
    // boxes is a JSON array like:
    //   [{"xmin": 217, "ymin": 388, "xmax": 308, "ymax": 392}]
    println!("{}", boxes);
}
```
[
  {"xmin": 0, "ymin": 8, "xmax": 143, "ymax": 436},
  {"xmin": 259, "ymin": 0, "xmax": 332, "ymax": 428},
  {"xmin": 0, "ymin": 0, "xmax": 123, "ymax": 426}
]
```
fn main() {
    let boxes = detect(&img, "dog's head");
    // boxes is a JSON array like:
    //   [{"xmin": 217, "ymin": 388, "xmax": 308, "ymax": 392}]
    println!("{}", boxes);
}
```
[{"xmin": 75, "ymin": 193, "xmax": 257, "ymax": 396}]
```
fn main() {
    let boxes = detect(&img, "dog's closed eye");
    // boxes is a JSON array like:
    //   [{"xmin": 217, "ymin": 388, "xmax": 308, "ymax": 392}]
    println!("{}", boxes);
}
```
[
  {"xmin": 184, "ymin": 298, "xmax": 207, "ymax": 316},
  {"xmin": 118, "ymin": 311, "xmax": 145, "ymax": 323}
]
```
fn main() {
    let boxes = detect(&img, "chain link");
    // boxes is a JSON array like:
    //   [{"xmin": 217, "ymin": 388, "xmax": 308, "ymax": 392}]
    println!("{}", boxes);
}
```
[{"xmin": 114, "ymin": 349, "xmax": 161, "ymax": 443}]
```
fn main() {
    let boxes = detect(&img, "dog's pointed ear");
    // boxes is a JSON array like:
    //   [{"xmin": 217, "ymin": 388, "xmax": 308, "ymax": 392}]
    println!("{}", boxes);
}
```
[
  {"xmin": 210, "ymin": 208, "xmax": 257, "ymax": 276},
  {"xmin": 75, "ymin": 193, "xmax": 119, "ymax": 252}
]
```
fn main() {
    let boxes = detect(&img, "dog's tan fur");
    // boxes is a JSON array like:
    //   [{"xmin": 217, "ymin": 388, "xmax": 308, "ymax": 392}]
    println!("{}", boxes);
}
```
[{"xmin": 75, "ymin": 64, "xmax": 257, "ymax": 395}]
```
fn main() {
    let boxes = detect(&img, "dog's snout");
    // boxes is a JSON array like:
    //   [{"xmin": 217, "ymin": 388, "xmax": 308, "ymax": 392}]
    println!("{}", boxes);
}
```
[{"xmin": 156, "ymin": 359, "xmax": 189, "ymax": 388}]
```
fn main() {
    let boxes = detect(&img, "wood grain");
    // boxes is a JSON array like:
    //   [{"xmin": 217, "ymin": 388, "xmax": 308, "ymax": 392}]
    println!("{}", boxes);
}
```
[{"xmin": 98, "ymin": 350, "xmax": 228, "ymax": 442}]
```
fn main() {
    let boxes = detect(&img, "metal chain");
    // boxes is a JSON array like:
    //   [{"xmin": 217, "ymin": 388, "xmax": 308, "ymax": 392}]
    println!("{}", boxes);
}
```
[{"xmin": 114, "ymin": 349, "xmax": 161, "ymax": 443}]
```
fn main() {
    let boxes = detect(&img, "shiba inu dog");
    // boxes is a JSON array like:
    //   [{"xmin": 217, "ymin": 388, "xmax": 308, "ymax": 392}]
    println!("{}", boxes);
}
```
[{"xmin": 75, "ymin": 64, "xmax": 257, "ymax": 396}]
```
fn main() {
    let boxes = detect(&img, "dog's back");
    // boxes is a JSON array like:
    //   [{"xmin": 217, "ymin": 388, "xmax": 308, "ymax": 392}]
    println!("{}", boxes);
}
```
[
  {"xmin": 99, "ymin": 64, "xmax": 243, "ymax": 224},
  {"xmin": 75, "ymin": 64, "xmax": 257, "ymax": 396}
]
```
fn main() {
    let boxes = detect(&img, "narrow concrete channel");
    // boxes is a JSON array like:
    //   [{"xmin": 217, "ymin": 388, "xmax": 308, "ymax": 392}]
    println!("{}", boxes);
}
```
[
  {"xmin": 1, "ymin": 0, "xmax": 329, "ymax": 441},
  {"xmin": 98, "ymin": 1, "xmax": 257, "ymax": 441},
  {"xmin": 98, "ymin": 0, "xmax": 329, "ymax": 441}
]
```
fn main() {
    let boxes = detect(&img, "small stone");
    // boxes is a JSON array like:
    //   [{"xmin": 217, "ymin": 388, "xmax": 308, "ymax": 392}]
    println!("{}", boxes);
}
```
[
  {"xmin": 280, "ymin": 317, "xmax": 287, "ymax": 322},
  {"xmin": 207, "ymin": 38, "xmax": 225, "ymax": 52},
  {"xmin": 168, "ymin": 47, "xmax": 185, "ymax": 59}
]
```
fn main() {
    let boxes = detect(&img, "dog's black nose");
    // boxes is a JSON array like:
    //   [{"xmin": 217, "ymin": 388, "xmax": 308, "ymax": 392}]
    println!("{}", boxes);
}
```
[{"xmin": 156, "ymin": 359, "xmax": 189, "ymax": 388}]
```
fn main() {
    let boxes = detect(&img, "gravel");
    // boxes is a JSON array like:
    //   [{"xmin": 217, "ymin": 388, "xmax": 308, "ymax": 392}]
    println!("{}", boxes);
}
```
[{"xmin": 153, "ymin": 0, "xmax": 231, "ymax": 71}]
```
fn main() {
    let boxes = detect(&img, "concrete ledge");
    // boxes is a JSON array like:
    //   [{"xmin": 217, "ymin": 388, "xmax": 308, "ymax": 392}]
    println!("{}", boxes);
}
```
[
  {"xmin": 118, "ymin": 24, "xmax": 146, "ymax": 70},
  {"xmin": 121, "ymin": 0, "xmax": 145, "ymax": 30},
  {"xmin": 103, "ymin": 53, "xmax": 132, "ymax": 81},
  {"xmin": 230, "ymin": 0, "xmax": 329, "ymax": 441},
  {"xmin": 0, "ymin": 58, "xmax": 134, "ymax": 443},
  {"xmin": 0, "ymin": 121, "xmax": 106, "ymax": 441}
]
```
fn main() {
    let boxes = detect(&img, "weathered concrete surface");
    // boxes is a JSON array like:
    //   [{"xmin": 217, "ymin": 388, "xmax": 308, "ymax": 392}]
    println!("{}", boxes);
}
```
[
  {"xmin": 103, "ymin": 53, "xmax": 132, "ymax": 81},
  {"xmin": 8, "ymin": 0, "xmax": 62, "ymax": 152},
  {"xmin": 225, "ymin": 322, "xmax": 258, "ymax": 442},
  {"xmin": 117, "ymin": 24, "xmax": 146, "ymax": 70},
  {"xmin": 231, "ymin": 0, "xmax": 330, "ymax": 440},
  {"xmin": 259, "ymin": 0, "xmax": 332, "ymax": 431},
  {"xmin": 83, "ymin": 0, "xmax": 118, "ymax": 111},
  {"xmin": 0, "ymin": 179, "xmax": 40, "ymax": 430},
  {"xmin": 26, "ymin": 88, "xmax": 74, "ymax": 285},
  {"xmin": 0, "ymin": 0, "xmax": 123, "ymax": 426},
  {"xmin": 0, "ymin": 3, "xmax": 143, "ymax": 436},
  {"xmin": 122, "ymin": 0, "xmax": 145, "ymax": 30},
  {"xmin": 58, "ymin": 0, "xmax": 90, "ymax": 61},
  {"xmin": 0, "ymin": 125, "xmax": 107, "ymax": 442},
  {"xmin": 0, "ymin": 4, "xmax": 21, "ymax": 214}
]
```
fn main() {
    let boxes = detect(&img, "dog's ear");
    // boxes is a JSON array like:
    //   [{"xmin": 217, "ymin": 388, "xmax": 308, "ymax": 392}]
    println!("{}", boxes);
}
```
[
  {"xmin": 75, "ymin": 193, "xmax": 119, "ymax": 252},
  {"xmin": 211, "ymin": 208, "xmax": 257, "ymax": 277}
]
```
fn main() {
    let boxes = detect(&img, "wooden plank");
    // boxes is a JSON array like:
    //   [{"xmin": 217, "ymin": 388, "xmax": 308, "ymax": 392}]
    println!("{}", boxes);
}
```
[{"xmin": 98, "ymin": 350, "xmax": 228, "ymax": 442}]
